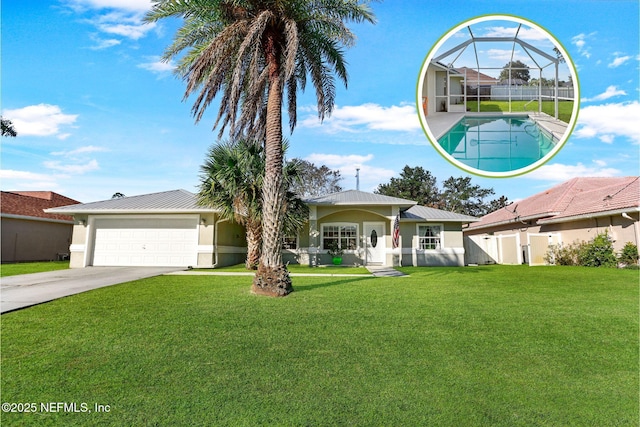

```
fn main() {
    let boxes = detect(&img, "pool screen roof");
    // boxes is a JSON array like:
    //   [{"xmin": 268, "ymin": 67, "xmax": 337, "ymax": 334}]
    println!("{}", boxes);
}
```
[{"xmin": 429, "ymin": 19, "xmax": 573, "ymax": 119}]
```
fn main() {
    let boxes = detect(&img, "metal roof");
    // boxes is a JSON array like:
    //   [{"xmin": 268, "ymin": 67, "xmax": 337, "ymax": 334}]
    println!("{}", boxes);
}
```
[
  {"xmin": 402, "ymin": 205, "xmax": 478, "ymax": 222},
  {"xmin": 306, "ymin": 190, "xmax": 417, "ymax": 207},
  {"xmin": 46, "ymin": 189, "xmax": 214, "ymax": 214}
]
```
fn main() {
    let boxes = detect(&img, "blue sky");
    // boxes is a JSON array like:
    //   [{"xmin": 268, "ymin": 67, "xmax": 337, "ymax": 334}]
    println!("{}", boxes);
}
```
[{"xmin": 2, "ymin": 0, "xmax": 638, "ymax": 204}]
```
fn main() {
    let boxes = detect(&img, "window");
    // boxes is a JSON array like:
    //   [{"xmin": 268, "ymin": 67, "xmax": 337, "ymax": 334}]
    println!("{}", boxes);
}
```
[
  {"xmin": 282, "ymin": 235, "xmax": 297, "ymax": 250},
  {"xmin": 417, "ymin": 224, "xmax": 442, "ymax": 250},
  {"xmin": 322, "ymin": 224, "xmax": 358, "ymax": 250}
]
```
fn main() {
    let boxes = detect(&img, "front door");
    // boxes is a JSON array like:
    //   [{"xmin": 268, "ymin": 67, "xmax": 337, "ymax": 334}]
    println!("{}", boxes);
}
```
[{"xmin": 364, "ymin": 222, "xmax": 385, "ymax": 265}]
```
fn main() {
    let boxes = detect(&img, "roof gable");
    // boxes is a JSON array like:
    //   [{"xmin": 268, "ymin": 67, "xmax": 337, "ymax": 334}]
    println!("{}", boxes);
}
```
[{"xmin": 1, "ymin": 191, "xmax": 80, "ymax": 222}]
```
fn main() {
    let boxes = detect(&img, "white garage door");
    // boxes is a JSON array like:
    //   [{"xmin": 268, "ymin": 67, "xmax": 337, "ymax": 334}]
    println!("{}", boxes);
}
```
[{"xmin": 92, "ymin": 217, "xmax": 198, "ymax": 267}]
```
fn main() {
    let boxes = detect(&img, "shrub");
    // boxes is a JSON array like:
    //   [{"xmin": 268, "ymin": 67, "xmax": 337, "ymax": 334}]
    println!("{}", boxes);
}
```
[
  {"xmin": 578, "ymin": 232, "xmax": 617, "ymax": 268},
  {"xmin": 618, "ymin": 242, "xmax": 639, "ymax": 266},
  {"xmin": 545, "ymin": 242, "xmax": 580, "ymax": 266}
]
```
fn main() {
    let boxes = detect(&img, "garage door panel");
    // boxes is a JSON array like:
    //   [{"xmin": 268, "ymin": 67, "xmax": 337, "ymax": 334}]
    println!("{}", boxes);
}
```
[{"xmin": 92, "ymin": 218, "xmax": 198, "ymax": 267}]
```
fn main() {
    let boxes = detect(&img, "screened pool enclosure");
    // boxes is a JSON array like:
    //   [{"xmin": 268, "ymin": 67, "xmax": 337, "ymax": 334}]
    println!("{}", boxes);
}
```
[{"xmin": 421, "ymin": 19, "xmax": 576, "ymax": 121}]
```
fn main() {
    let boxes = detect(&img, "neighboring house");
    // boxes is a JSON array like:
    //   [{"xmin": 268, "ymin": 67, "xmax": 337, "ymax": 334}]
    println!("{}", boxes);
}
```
[
  {"xmin": 464, "ymin": 177, "xmax": 640, "ymax": 266},
  {"xmin": 455, "ymin": 67, "xmax": 499, "ymax": 88},
  {"xmin": 47, "ymin": 189, "xmax": 478, "ymax": 268},
  {"xmin": 1, "ymin": 191, "xmax": 80, "ymax": 263}
]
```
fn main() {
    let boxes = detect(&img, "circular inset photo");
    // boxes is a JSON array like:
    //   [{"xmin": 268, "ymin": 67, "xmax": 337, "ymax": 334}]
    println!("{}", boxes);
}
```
[{"xmin": 417, "ymin": 15, "xmax": 579, "ymax": 177}]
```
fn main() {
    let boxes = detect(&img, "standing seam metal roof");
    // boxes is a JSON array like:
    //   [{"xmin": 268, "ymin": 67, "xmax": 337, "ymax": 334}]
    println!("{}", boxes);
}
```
[
  {"xmin": 46, "ymin": 189, "xmax": 213, "ymax": 213},
  {"xmin": 306, "ymin": 190, "xmax": 417, "ymax": 206}
]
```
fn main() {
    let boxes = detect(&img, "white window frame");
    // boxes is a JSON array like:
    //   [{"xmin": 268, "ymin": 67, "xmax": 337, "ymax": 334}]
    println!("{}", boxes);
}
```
[
  {"xmin": 282, "ymin": 234, "xmax": 299, "ymax": 251},
  {"xmin": 321, "ymin": 223, "xmax": 359, "ymax": 252},
  {"xmin": 416, "ymin": 223, "xmax": 444, "ymax": 250}
]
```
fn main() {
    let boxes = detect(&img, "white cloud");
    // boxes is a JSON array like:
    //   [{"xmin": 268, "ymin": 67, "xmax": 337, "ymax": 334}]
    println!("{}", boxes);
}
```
[
  {"xmin": 2, "ymin": 104, "xmax": 78, "ymax": 138},
  {"xmin": 571, "ymin": 32, "xmax": 596, "ymax": 59},
  {"xmin": 528, "ymin": 162, "xmax": 621, "ymax": 182},
  {"xmin": 581, "ymin": 85, "xmax": 627, "ymax": 102},
  {"xmin": 574, "ymin": 101, "xmax": 640, "ymax": 144},
  {"xmin": 138, "ymin": 56, "xmax": 175, "ymax": 74},
  {"xmin": 67, "ymin": 1, "xmax": 156, "ymax": 42},
  {"xmin": 43, "ymin": 159, "xmax": 100, "ymax": 174},
  {"xmin": 486, "ymin": 48, "xmax": 530, "ymax": 64},
  {"xmin": 0, "ymin": 169, "xmax": 60, "ymax": 190},
  {"xmin": 608, "ymin": 55, "xmax": 631, "ymax": 68},
  {"xmin": 483, "ymin": 26, "xmax": 548, "ymax": 41},
  {"xmin": 300, "ymin": 103, "xmax": 421, "ymax": 133},
  {"xmin": 97, "ymin": 22, "xmax": 156, "ymax": 40},
  {"xmin": 51, "ymin": 145, "xmax": 109, "ymax": 157},
  {"xmin": 66, "ymin": 0, "xmax": 152, "ymax": 13},
  {"xmin": 303, "ymin": 153, "xmax": 396, "ymax": 192},
  {"xmin": 89, "ymin": 35, "xmax": 122, "ymax": 50}
]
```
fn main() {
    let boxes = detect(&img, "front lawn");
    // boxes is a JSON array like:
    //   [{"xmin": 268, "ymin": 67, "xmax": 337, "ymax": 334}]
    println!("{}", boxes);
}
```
[
  {"xmin": 0, "ymin": 261, "xmax": 69, "ymax": 277},
  {"xmin": 1, "ymin": 265, "xmax": 637, "ymax": 426}
]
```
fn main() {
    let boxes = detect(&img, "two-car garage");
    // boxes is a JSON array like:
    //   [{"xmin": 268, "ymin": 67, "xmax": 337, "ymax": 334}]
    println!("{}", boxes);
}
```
[{"xmin": 90, "ymin": 216, "xmax": 199, "ymax": 267}]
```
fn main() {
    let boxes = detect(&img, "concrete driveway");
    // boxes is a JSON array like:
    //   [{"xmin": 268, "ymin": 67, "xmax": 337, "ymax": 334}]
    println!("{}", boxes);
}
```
[{"xmin": 1, "ymin": 267, "xmax": 182, "ymax": 314}]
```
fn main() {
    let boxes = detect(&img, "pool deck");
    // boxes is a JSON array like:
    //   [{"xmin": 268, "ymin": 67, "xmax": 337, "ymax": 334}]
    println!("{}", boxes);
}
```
[{"xmin": 425, "ymin": 112, "xmax": 568, "ymax": 141}]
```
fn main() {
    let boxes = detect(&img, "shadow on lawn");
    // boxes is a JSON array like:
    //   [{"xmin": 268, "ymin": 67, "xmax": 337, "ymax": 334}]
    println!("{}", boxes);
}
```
[{"xmin": 293, "ymin": 276, "xmax": 373, "ymax": 293}]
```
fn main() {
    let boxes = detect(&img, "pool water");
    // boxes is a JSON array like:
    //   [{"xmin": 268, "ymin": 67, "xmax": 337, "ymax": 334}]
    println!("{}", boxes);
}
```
[{"xmin": 437, "ymin": 116, "xmax": 556, "ymax": 172}]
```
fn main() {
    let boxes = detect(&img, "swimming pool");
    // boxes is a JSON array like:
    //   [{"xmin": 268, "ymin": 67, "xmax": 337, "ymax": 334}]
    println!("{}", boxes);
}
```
[{"xmin": 437, "ymin": 116, "xmax": 556, "ymax": 173}]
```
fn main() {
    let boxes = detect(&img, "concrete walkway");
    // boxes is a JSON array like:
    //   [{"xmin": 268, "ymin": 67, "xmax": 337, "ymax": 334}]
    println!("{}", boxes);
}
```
[
  {"xmin": 365, "ymin": 266, "xmax": 407, "ymax": 277},
  {"xmin": 1, "ymin": 267, "xmax": 180, "ymax": 314}
]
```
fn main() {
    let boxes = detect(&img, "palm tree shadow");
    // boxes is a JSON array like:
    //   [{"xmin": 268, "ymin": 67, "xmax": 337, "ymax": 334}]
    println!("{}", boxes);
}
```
[{"xmin": 293, "ymin": 276, "xmax": 374, "ymax": 292}]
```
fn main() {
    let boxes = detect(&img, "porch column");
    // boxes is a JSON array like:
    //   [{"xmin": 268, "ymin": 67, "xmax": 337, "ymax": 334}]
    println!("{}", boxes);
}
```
[{"xmin": 308, "ymin": 206, "xmax": 318, "ymax": 266}]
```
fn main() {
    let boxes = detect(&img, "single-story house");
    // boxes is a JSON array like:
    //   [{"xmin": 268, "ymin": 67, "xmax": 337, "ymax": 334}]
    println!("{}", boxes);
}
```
[
  {"xmin": 46, "ymin": 189, "xmax": 478, "ymax": 269},
  {"xmin": 464, "ymin": 177, "xmax": 640, "ymax": 266},
  {"xmin": 1, "ymin": 191, "xmax": 80, "ymax": 263}
]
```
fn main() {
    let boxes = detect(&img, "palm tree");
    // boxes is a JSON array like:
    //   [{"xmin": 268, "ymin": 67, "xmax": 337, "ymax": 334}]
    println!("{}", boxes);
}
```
[
  {"xmin": 198, "ymin": 138, "xmax": 308, "ymax": 270},
  {"xmin": 145, "ymin": 0, "xmax": 375, "ymax": 296}
]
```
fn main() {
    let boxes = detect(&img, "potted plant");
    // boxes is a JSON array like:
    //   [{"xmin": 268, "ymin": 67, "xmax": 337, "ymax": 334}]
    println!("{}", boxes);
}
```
[{"xmin": 327, "ymin": 241, "xmax": 344, "ymax": 265}]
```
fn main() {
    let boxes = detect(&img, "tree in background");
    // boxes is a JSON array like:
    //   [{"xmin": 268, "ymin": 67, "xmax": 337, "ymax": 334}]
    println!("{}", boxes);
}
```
[
  {"xmin": 498, "ymin": 60, "xmax": 530, "ymax": 83},
  {"xmin": 289, "ymin": 159, "xmax": 342, "ymax": 198},
  {"xmin": 440, "ymin": 176, "xmax": 497, "ymax": 217},
  {"xmin": 146, "ymin": 0, "xmax": 375, "ymax": 296},
  {"xmin": 1, "ymin": 117, "xmax": 17, "ymax": 137},
  {"xmin": 376, "ymin": 166, "xmax": 440, "ymax": 207},
  {"xmin": 375, "ymin": 166, "xmax": 509, "ymax": 217}
]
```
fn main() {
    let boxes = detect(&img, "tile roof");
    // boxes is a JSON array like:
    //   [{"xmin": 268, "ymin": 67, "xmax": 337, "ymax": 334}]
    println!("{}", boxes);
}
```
[
  {"xmin": 46, "ymin": 189, "xmax": 213, "ymax": 214},
  {"xmin": 455, "ymin": 67, "xmax": 499, "ymax": 84},
  {"xmin": 1, "ymin": 191, "xmax": 80, "ymax": 222},
  {"xmin": 402, "ymin": 205, "xmax": 478, "ymax": 222},
  {"xmin": 468, "ymin": 177, "xmax": 640, "ymax": 230},
  {"xmin": 306, "ymin": 190, "xmax": 417, "ymax": 207}
]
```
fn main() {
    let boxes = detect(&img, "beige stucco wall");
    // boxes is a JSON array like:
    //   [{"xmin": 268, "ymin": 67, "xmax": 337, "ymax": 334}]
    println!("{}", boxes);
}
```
[
  {"xmin": 400, "ymin": 221, "xmax": 466, "ymax": 267},
  {"xmin": 1, "ymin": 217, "xmax": 74, "ymax": 263},
  {"xmin": 464, "ymin": 212, "xmax": 640, "ymax": 265}
]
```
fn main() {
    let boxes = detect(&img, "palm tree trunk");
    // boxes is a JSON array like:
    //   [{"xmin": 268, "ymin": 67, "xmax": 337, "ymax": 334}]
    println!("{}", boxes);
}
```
[
  {"xmin": 245, "ymin": 221, "xmax": 261, "ymax": 270},
  {"xmin": 252, "ymin": 31, "xmax": 293, "ymax": 296}
]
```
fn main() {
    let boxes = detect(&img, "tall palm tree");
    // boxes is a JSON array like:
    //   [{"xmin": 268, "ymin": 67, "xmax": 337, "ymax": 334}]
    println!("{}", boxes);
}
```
[
  {"xmin": 145, "ymin": 0, "xmax": 375, "ymax": 296},
  {"xmin": 198, "ymin": 138, "xmax": 309, "ymax": 270}
]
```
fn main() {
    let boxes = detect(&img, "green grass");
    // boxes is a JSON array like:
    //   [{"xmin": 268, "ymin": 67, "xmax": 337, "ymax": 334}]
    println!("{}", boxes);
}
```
[
  {"xmin": 1, "ymin": 265, "xmax": 637, "ymax": 426},
  {"xmin": 211, "ymin": 263, "xmax": 371, "ymax": 274},
  {"xmin": 466, "ymin": 100, "xmax": 574, "ymax": 123},
  {"xmin": 0, "ymin": 261, "xmax": 69, "ymax": 277}
]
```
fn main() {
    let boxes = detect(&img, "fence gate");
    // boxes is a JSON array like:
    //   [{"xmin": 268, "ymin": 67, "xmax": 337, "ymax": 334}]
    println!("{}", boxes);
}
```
[{"xmin": 527, "ymin": 233, "xmax": 561, "ymax": 266}]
